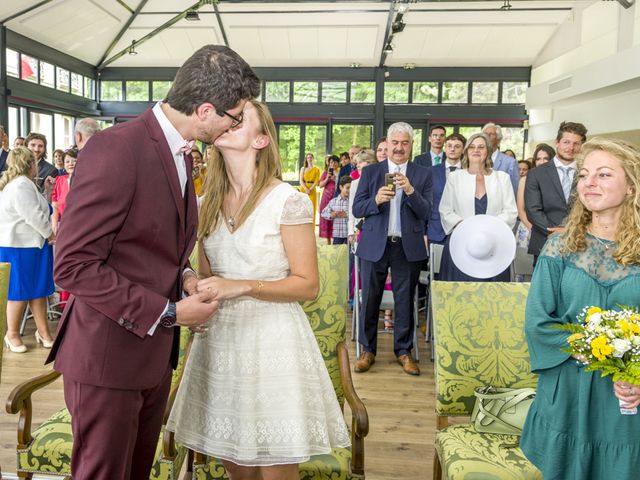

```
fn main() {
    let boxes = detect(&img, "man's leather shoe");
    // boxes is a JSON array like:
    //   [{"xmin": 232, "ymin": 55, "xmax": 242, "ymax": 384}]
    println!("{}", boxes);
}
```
[
  {"xmin": 354, "ymin": 352, "xmax": 375, "ymax": 373},
  {"xmin": 397, "ymin": 354, "xmax": 420, "ymax": 376}
]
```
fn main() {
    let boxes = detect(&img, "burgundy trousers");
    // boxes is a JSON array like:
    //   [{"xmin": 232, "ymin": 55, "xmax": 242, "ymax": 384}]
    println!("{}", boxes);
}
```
[{"xmin": 63, "ymin": 364, "xmax": 172, "ymax": 480}]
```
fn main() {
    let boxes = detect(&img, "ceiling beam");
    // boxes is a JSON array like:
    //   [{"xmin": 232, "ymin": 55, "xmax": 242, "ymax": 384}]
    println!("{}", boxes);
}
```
[
  {"xmin": 379, "ymin": 1, "xmax": 396, "ymax": 68},
  {"xmin": 115, "ymin": 0, "xmax": 135, "ymax": 15},
  {"xmin": 213, "ymin": 2, "xmax": 229, "ymax": 47},
  {"xmin": 98, "ymin": 0, "xmax": 150, "ymax": 68},
  {"xmin": 0, "ymin": 0, "xmax": 55, "ymax": 24},
  {"xmin": 98, "ymin": 0, "xmax": 202, "ymax": 70}
]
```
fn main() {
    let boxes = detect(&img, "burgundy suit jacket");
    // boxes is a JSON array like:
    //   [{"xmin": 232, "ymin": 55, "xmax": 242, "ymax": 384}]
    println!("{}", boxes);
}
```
[{"xmin": 47, "ymin": 108, "xmax": 198, "ymax": 390}]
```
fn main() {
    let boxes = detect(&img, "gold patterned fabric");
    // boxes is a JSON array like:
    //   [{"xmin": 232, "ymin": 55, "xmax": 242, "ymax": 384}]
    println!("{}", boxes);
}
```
[
  {"xmin": 432, "ymin": 281, "xmax": 540, "ymax": 480},
  {"xmin": 0, "ymin": 262, "xmax": 10, "ymax": 383},
  {"xmin": 15, "ymin": 327, "xmax": 193, "ymax": 479},
  {"xmin": 191, "ymin": 244, "xmax": 360, "ymax": 479}
]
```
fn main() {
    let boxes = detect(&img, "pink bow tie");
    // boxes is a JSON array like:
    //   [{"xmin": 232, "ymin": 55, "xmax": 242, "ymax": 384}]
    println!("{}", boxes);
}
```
[{"xmin": 176, "ymin": 140, "xmax": 195, "ymax": 156}]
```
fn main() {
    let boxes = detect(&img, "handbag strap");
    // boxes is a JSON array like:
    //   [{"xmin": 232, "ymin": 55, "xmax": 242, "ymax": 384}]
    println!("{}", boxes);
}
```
[{"xmin": 476, "ymin": 388, "xmax": 536, "ymax": 431}]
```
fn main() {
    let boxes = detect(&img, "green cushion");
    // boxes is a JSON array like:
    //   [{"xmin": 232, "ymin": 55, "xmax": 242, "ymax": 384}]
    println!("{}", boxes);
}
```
[
  {"xmin": 435, "ymin": 424, "xmax": 542, "ymax": 480},
  {"xmin": 432, "ymin": 282, "xmax": 538, "ymax": 416},
  {"xmin": 17, "ymin": 408, "xmax": 184, "ymax": 479},
  {"xmin": 193, "ymin": 448, "xmax": 356, "ymax": 480}
]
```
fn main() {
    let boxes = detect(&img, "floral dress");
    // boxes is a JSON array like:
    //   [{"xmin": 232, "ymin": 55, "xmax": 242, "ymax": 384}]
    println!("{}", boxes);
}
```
[{"xmin": 521, "ymin": 233, "xmax": 640, "ymax": 479}]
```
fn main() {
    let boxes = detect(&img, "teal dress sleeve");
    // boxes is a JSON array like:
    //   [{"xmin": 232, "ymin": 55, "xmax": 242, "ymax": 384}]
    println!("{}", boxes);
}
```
[{"xmin": 524, "ymin": 235, "xmax": 571, "ymax": 372}]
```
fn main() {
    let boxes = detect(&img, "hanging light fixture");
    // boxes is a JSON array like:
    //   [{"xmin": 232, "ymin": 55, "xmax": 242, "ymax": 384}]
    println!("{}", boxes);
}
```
[{"xmin": 128, "ymin": 40, "xmax": 138, "ymax": 55}]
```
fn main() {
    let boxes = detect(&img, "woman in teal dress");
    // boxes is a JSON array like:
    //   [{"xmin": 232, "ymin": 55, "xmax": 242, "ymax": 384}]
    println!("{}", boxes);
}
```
[{"xmin": 521, "ymin": 138, "xmax": 640, "ymax": 479}]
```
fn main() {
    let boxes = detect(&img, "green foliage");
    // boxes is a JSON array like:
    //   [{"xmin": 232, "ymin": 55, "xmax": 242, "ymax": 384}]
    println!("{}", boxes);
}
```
[
  {"xmin": 350, "ymin": 81, "xmax": 375, "ymax": 103},
  {"xmin": 331, "ymin": 124, "xmax": 373, "ymax": 154},
  {"xmin": 551, "ymin": 324, "xmax": 584, "ymax": 333},
  {"xmin": 278, "ymin": 125, "xmax": 300, "ymax": 181}
]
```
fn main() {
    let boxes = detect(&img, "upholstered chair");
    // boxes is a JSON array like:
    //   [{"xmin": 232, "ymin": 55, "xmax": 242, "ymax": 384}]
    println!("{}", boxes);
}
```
[
  {"xmin": 187, "ymin": 244, "xmax": 369, "ymax": 480},
  {"xmin": 431, "ymin": 281, "xmax": 541, "ymax": 480}
]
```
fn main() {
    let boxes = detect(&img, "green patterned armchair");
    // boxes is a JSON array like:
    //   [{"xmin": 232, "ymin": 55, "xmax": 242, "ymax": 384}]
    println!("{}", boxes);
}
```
[
  {"xmin": 187, "ymin": 244, "xmax": 369, "ymax": 480},
  {"xmin": 5, "ymin": 323, "xmax": 193, "ymax": 480},
  {"xmin": 431, "ymin": 281, "xmax": 541, "ymax": 480}
]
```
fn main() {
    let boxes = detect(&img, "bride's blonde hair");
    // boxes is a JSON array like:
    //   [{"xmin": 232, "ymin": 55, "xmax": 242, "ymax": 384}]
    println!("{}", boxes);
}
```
[{"xmin": 198, "ymin": 100, "xmax": 282, "ymax": 240}]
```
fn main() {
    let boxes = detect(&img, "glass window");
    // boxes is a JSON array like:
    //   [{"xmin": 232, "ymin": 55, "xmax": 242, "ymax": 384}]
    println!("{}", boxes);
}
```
[
  {"xmin": 39, "ymin": 61, "xmax": 55, "ymax": 87},
  {"xmin": 502, "ymin": 82, "xmax": 528, "ymax": 104},
  {"xmin": 6, "ymin": 49, "xmax": 19, "ymax": 78},
  {"xmin": 265, "ymin": 82, "xmax": 290, "ymax": 102},
  {"xmin": 101, "ymin": 81, "xmax": 123, "ymax": 101},
  {"xmin": 8, "ymin": 106, "xmax": 20, "ymax": 146},
  {"xmin": 304, "ymin": 125, "xmax": 328, "ymax": 161},
  {"xmin": 293, "ymin": 82, "xmax": 318, "ymax": 103},
  {"xmin": 412, "ymin": 129, "xmax": 423, "ymax": 159},
  {"xmin": 278, "ymin": 125, "xmax": 301, "ymax": 182},
  {"xmin": 458, "ymin": 126, "xmax": 481, "ymax": 141},
  {"xmin": 70, "ymin": 73, "xmax": 83, "ymax": 96},
  {"xmin": 54, "ymin": 113, "xmax": 74, "ymax": 150},
  {"xmin": 321, "ymin": 82, "xmax": 347, "ymax": 103},
  {"xmin": 331, "ymin": 124, "xmax": 373, "ymax": 155},
  {"xmin": 413, "ymin": 82, "xmax": 438, "ymax": 103},
  {"xmin": 350, "ymin": 82, "xmax": 375, "ymax": 103},
  {"xmin": 152, "ymin": 81, "xmax": 172, "ymax": 101},
  {"xmin": 499, "ymin": 126, "xmax": 525, "ymax": 160},
  {"xmin": 442, "ymin": 82, "xmax": 468, "ymax": 104},
  {"xmin": 126, "ymin": 81, "xmax": 149, "ymax": 101},
  {"xmin": 97, "ymin": 119, "xmax": 114, "ymax": 131},
  {"xmin": 21, "ymin": 54, "xmax": 38, "ymax": 83},
  {"xmin": 56, "ymin": 67, "xmax": 70, "ymax": 92},
  {"xmin": 29, "ymin": 111, "xmax": 54, "ymax": 160},
  {"xmin": 384, "ymin": 82, "xmax": 409, "ymax": 103},
  {"xmin": 84, "ymin": 77, "xmax": 94, "ymax": 99},
  {"xmin": 472, "ymin": 82, "xmax": 499, "ymax": 104}
]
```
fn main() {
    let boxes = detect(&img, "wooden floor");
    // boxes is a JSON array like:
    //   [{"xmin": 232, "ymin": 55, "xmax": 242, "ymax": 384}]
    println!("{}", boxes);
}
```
[{"xmin": 0, "ymin": 317, "xmax": 437, "ymax": 480}]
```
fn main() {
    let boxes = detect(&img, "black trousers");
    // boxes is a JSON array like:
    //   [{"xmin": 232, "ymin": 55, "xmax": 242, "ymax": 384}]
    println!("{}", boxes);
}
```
[{"xmin": 359, "ymin": 238, "xmax": 421, "ymax": 357}]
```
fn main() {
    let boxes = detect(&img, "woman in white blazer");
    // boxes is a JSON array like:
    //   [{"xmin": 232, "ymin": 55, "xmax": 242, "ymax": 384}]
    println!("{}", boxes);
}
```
[
  {"xmin": 0, "ymin": 147, "xmax": 55, "ymax": 352},
  {"xmin": 438, "ymin": 132, "xmax": 517, "ymax": 281}
]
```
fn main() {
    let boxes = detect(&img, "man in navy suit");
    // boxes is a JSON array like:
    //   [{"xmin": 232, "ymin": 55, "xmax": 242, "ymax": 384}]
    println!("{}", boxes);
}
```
[
  {"xmin": 0, "ymin": 126, "xmax": 9, "ymax": 174},
  {"xmin": 482, "ymin": 123, "xmax": 519, "ymax": 195},
  {"xmin": 353, "ymin": 122, "xmax": 432, "ymax": 376},
  {"xmin": 427, "ymin": 133, "xmax": 466, "ymax": 247},
  {"xmin": 414, "ymin": 124, "xmax": 447, "ymax": 168}
]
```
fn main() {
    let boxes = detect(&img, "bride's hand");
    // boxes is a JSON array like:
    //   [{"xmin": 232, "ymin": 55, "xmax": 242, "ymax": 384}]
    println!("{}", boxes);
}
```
[{"xmin": 196, "ymin": 276, "xmax": 250, "ymax": 301}]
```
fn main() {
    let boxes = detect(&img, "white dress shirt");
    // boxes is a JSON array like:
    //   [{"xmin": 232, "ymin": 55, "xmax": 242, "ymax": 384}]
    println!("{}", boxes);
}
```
[
  {"xmin": 553, "ymin": 156, "xmax": 576, "ymax": 184},
  {"xmin": 152, "ymin": 102, "xmax": 188, "ymax": 197},
  {"xmin": 444, "ymin": 159, "xmax": 462, "ymax": 178},
  {"xmin": 387, "ymin": 160, "xmax": 408, "ymax": 237}
]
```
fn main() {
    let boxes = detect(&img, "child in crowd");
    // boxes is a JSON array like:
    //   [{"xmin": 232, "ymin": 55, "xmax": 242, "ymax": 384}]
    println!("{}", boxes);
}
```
[{"xmin": 321, "ymin": 175, "xmax": 352, "ymax": 245}]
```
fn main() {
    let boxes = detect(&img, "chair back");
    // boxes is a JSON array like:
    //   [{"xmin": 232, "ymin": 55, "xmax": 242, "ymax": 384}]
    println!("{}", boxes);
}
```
[
  {"xmin": 432, "ymin": 281, "xmax": 537, "ymax": 416},
  {"xmin": 0, "ymin": 262, "xmax": 9, "ymax": 383},
  {"xmin": 300, "ymin": 244, "xmax": 348, "ymax": 408}
]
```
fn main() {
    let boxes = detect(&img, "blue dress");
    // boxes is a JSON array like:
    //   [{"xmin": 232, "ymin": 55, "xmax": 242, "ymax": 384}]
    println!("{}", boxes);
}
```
[
  {"xmin": 439, "ymin": 194, "xmax": 511, "ymax": 282},
  {"xmin": 521, "ymin": 233, "xmax": 640, "ymax": 479},
  {"xmin": 0, "ymin": 204, "xmax": 54, "ymax": 301}
]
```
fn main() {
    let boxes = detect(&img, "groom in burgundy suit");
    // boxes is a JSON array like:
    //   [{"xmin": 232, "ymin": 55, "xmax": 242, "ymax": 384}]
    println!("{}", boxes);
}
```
[{"xmin": 49, "ymin": 45, "xmax": 260, "ymax": 479}]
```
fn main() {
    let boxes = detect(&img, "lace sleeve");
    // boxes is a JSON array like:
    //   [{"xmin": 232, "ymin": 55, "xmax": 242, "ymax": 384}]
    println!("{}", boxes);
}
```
[{"xmin": 280, "ymin": 191, "xmax": 313, "ymax": 225}]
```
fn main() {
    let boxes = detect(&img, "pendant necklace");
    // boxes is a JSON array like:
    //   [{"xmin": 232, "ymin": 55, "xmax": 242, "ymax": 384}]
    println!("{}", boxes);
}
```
[
  {"xmin": 589, "ymin": 229, "xmax": 613, "ymax": 251},
  {"xmin": 226, "ymin": 190, "xmax": 250, "ymax": 232}
]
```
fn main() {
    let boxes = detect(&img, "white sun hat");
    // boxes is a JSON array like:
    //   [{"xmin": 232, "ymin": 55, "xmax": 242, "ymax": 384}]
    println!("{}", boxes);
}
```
[{"xmin": 449, "ymin": 214, "xmax": 516, "ymax": 279}]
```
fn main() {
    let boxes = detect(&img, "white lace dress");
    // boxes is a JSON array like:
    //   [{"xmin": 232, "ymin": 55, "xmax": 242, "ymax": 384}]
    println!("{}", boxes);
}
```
[{"xmin": 167, "ymin": 182, "xmax": 350, "ymax": 466}]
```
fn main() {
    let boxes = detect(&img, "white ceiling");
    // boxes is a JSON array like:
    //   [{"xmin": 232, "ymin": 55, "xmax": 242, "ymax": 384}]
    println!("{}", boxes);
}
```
[{"xmin": 1, "ymin": 0, "xmax": 577, "ymax": 69}]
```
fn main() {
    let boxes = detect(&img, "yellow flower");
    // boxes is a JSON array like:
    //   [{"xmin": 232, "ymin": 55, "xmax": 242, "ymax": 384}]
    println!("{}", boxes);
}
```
[
  {"xmin": 567, "ymin": 333, "xmax": 585, "ymax": 343},
  {"xmin": 617, "ymin": 320, "xmax": 640, "ymax": 337},
  {"xmin": 586, "ymin": 306, "xmax": 602, "ymax": 322},
  {"xmin": 591, "ymin": 335, "xmax": 614, "ymax": 360}
]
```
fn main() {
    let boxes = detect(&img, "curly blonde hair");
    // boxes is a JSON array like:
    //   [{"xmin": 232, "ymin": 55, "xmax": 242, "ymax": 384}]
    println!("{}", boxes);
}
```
[
  {"xmin": 0, "ymin": 147, "xmax": 35, "ymax": 190},
  {"xmin": 561, "ymin": 138, "xmax": 640, "ymax": 265}
]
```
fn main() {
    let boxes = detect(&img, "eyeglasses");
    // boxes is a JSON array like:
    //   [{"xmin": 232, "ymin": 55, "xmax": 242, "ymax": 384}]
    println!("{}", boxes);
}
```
[{"xmin": 218, "ymin": 110, "xmax": 244, "ymax": 128}]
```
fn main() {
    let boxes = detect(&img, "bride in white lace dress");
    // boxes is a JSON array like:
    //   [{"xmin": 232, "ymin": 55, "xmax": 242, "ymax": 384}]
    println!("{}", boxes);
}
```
[{"xmin": 166, "ymin": 100, "xmax": 350, "ymax": 479}]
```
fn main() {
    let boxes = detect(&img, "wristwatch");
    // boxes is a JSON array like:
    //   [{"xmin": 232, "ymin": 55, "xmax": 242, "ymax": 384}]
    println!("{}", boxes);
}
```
[{"xmin": 160, "ymin": 302, "xmax": 177, "ymax": 328}]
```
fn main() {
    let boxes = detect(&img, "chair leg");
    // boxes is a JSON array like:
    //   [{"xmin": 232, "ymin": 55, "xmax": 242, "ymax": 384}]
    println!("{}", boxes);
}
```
[
  {"xmin": 19, "ymin": 305, "xmax": 30, "ymax": 336},
  {"xmin": 433, "ymin": 451, "xmax": 443, "ymax": 480}
]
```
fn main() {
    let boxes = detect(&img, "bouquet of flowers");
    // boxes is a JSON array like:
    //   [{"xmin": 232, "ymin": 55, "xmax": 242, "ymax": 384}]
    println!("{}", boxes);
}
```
[{"xmin": 553, "ymin": 305, "xmax": 640, "ymax": 415}]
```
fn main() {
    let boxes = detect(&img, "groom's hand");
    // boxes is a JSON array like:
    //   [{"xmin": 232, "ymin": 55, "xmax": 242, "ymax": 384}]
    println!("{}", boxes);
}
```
[{"xmin": 175, "ymin": 291, "xmax": 218, "ymax": 328}]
